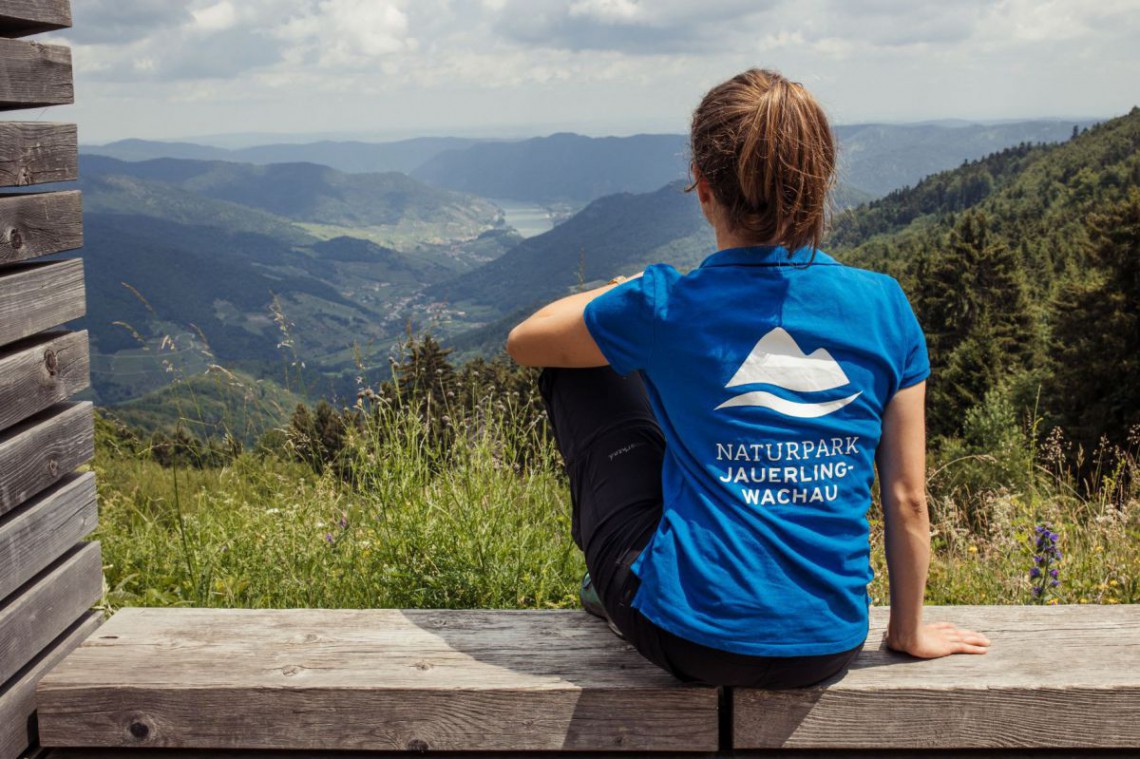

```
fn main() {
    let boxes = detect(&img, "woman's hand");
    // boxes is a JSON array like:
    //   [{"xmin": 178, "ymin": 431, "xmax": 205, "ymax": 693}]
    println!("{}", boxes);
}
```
[{"xmin": 885, "ymin": 620, "xmax": 992, "ymax": 658}]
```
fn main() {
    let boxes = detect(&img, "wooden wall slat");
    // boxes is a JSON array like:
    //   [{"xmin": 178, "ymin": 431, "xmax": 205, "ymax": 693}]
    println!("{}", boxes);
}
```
[
  {"xmin": 0, "ymin": 191, "xmax": 82, "ymax": 265},
  {"xmin": 0, "ymin": 0, "xmax": 72, "ymax": 38},
  {"xmin": 0, "ymin": 612, "xmax": 99, "ymax": 759},
  {"xmin": 0, "ymin": 330, "xmax": 88, "ymax": 434},
  {"xmin": 0, "ymin": 542, "xmax": 101, "ymax": 686},
  {"xmin": 0, "ymin": 472, "xmax": 97, "ymax": 603},
  {"xmin": 0, "ymin": 39, "xmax": 72, "ymax": 110},
  {"xmin": 0, "ymin": 123, "xmax": 77, "ymax": 187},
  {"xmin": 0, "ymin": 400, "xmax": 93, "ymax": 519},
  {"xmin": 0, "ymin": 259, "xmax": 85, "ymax": 349}
]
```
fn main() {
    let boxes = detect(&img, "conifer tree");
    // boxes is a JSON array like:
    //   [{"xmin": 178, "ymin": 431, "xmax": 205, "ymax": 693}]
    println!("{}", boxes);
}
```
[
  {"xmin": 914, "ymin": 211, "xmax": 1037, "ymax": 436},
  {"xmin": 1048, "ymin": 189, "xmax": 1140, "ymax": 449}
]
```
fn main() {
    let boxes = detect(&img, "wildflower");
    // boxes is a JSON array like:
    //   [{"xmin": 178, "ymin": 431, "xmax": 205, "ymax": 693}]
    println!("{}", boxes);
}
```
[
  {"xmin": 339, "ymin": 514, "xmax": 348, "ymax": 530},
  {"xmin": 324, "ymin": 532, "xmax": 334, "ymax": 544},
  {"xmin": 1028, "ymin": 522, "xmax": 1062, "ymax": 604},
  {"xmin": 1047, "ymin": 598, "xmax": 1060, "ymax": 606}
]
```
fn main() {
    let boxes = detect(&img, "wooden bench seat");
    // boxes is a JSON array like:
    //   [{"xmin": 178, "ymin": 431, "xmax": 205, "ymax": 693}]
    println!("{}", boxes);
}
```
[
  {"xmin": 34, "ymin": 605, "xmax": 1140, "ymax": 755},
  {"xmin": 34, "ymin": 608, "xmax": 719, "ymax": 752}
]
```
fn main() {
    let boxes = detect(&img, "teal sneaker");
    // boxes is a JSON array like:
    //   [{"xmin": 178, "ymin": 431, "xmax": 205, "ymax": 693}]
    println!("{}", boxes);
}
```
[{"xmin": 579, "ymin": 572, "xmax": 624, "ymax": 639}]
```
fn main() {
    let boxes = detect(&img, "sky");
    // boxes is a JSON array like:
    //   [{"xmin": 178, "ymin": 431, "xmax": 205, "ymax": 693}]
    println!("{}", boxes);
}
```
[{"xmin": 42, "ymin": 0, "xmax": 1140, "ymax": 145}]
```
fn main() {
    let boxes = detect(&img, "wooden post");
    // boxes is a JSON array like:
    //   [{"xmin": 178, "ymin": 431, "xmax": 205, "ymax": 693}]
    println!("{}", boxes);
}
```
[{"xmin": 0, "ymin": 3, "xmax": 100, "ymax": 759}]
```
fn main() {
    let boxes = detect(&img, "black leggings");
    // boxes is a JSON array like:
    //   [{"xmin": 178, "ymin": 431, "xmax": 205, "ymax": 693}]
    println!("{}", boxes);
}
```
[{"xmin": 539, "ymin": 365, "xmax": 863, "ymax": 688}]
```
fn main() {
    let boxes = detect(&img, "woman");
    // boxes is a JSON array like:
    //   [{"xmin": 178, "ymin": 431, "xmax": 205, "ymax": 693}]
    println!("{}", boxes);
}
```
[{"xmin": 506, "ymin": 68, "xmax": 991, "ymax": 688}]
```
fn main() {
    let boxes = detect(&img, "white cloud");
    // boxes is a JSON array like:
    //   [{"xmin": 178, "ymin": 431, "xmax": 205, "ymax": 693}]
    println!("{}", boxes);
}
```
[
  {"xmin": 193, "ymin": 2, "xmax": 238, "ymax": 32},
  {"xmin": 46, "ymin": 0, "xmax": 1140, "ymax": 142}
]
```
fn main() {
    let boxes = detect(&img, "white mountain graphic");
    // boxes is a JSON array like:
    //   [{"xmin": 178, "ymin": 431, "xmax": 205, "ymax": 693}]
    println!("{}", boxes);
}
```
[{"xmin": 717, "ymin": 327, "xmax": 861, "ymax": 418}]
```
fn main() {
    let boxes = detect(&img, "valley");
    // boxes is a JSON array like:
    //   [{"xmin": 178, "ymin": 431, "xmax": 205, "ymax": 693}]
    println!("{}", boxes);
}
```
[{"xmin": 69, "ymin": 118, "xmax": 1110, "ymax": 435}]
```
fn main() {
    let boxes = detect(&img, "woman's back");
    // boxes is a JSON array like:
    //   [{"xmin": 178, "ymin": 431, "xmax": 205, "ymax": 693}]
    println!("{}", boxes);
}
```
[{"xmin": 584, "ymin": 244, "xmax": 929, "ymax": 656}]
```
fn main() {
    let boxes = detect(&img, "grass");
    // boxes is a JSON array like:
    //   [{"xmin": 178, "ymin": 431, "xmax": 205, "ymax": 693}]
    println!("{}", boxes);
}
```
[{"xmin": 93, "ymin": 396, "xmax": 584, "ymax": 611}]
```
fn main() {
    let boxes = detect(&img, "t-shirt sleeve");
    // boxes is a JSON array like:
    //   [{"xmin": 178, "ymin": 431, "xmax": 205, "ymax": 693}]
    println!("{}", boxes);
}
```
[
  {"xmin": 894, "ymin": 280, "xmax": 931, "ymax": 389},
  {"xmin": 583, "ymin": 266, "xmax": 659, "ymax": 376}
]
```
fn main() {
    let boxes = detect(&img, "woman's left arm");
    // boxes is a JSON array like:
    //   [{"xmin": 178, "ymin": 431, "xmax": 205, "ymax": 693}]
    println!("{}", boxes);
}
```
[{"xmin": 506, "ymin": 275, "xmax": 641, "ymax": 367}]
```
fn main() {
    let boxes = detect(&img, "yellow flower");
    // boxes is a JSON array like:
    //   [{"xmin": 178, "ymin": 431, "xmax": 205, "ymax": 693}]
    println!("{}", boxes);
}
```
[
  {"xmin": 1079, "ymin": 597, "xmax": 1089, "ymax": 604},
  {"xmin": 1047, "ymin": 598, "xmax": 1060, "ymax": 605},
  {"xmin": 967, "ymin": 545, "xmax": 978, "ymax": 554},
  {"xmin": 1107, "ymin": 598, "xmax": 1121, "ymax": 604},
  {"xmin": 1108, "ymin": 579, "xmax": 1119, "ymax": 587}
]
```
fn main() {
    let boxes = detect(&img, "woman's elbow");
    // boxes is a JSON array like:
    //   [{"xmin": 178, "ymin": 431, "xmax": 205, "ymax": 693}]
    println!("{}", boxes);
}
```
[{"xmin": 506, "ymin": 324, "xmax": 537, "ymax": 366}]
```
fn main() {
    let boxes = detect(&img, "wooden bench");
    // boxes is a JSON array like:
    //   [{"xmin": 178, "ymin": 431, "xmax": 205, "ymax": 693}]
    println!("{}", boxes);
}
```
[{"xmin": 33, "ymin": 604, "xmax": 1140, "ymax": 756}]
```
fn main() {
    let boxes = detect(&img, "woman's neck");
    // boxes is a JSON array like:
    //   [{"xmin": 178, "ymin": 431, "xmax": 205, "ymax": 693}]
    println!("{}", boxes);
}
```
[{"xmin": 715, "ymin": 226, "xmax": 778, "ymax": 252}]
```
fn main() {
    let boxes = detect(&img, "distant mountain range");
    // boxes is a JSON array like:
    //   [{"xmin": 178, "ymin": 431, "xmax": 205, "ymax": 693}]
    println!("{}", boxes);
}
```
[
  {"xmin": 80, "ymin": 155, "xmax": 499, "ymax": 230},
  {"xmin": 85, "ymin": 120, "xmax": 1094, "ymax": 206},
  {"xmin": 81, "ymin": 137, "xmax": 483, "ymax": 175}
]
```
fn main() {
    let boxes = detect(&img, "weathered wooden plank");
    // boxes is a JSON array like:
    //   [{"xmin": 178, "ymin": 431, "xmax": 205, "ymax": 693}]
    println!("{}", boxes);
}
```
[
  {"xmin": 0, "ymin": 472, "xmax": 97, "ymax": 603},
  {"xmin": 37, "ymin": 609, "xmax": 719, "ymax": 751},
  {"xmin": 0, "ymin": 191, "xmax": 82, "ymax": 263},
  {"xmin": 0, "ymin": 39, "xmax": 71, "ymax": 110},
  {"xmin": 0, "ymin": 401, "xmax": 93, "ymax": 518},
  {"xmin": 0, "ymin": 259, "xmax": 84, "ymax": 349},
  {"xmin": 735, "ymin": 604, "xmax": 1140, "ymax": 750},
  {"xmin": 0, "ymin": 0, "xmax": 71, "ymax": 38},
  {"xmin": 0, "ymin": 123, "xmax": 77, "ymax": 187},
  {"xmin": 0, "ymin": 612, "xmax": 99, "ymax": 759},
  {"xmin": 0, "ymin": 542, "xmax": 100, "ymax": 687},
  {"xmin": 0, "ymin": 330, "xmax": 88, "ymax": 434}
]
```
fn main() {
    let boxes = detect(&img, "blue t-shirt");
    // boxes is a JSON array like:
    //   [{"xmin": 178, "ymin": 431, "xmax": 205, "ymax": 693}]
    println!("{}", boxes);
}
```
[{"xmin": 583, "ymin": 245, "xmax": 930, "ymax": 657}]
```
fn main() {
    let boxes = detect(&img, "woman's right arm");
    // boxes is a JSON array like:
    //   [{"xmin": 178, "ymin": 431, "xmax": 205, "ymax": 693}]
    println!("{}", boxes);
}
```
[{"xmin": 877, "ymin": 381, "xmax": 992, "ymax": 658}]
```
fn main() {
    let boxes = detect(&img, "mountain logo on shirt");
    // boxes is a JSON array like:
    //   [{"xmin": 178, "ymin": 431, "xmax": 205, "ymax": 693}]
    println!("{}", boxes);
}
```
[{"xmin": 716, "ymin": 327, "xmax": 862, "ymax": 418}]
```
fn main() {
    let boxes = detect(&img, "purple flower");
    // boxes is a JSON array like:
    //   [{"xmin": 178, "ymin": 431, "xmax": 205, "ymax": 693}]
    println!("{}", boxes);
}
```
[
  {"xmin": 1030, "ymin": 567, "xmax": 1042, "ymax": 578},
  {"xmin": 1034, "ymin": 555, "xmax": 1044, "ymax": 564},
  {"xmin": 1050, "ymin": 580, "xmax": 1060, "ymax": 587},
  {"xmin": 325, "ymin": 532, "xmax": 334, "ymax": 544},
  {"xmin": 1049, "ymin": 568, "xmax": 1059, "ymax": 578},
  {"xmin": 338, "ymin": 517, "xmax": 348, "ymax": 530},
  {"xmin": 1032, "ymin": 586, "xmax": 1043, "ymax": 597}
]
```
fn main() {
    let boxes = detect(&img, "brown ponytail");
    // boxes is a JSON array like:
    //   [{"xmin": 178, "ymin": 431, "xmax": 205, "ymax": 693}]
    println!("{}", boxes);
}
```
[{"xmin": 688, "ymin": 68, "xmax": 836, "ymax": 254}]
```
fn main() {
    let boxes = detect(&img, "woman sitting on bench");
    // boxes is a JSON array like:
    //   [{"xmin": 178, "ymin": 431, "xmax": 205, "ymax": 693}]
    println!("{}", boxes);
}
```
[{"xmin": 507, "ymin": 68, "xmax": 991, "ymax": 688}]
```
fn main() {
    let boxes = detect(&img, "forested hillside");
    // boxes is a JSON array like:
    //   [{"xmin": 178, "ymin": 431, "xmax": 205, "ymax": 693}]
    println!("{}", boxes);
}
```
[
  {"xmin": 830, "ymin": 108, "xmax": 1140, "ymax": 452},
  {"xmin": 62, "ymin": 159, "xmax": 512, "ymax": 405}
]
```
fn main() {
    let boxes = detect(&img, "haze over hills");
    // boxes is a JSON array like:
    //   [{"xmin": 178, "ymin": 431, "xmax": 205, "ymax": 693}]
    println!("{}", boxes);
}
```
[
  {"xmin": 83, "ymin": 120, "xmax": 1092, "ymax": 209},
  {"xmin": 412, "ymin": 132, "xmax": 690, "ymax": 205},
  {"xmin": 82, "ymin": 137, "xmax": 483, "ymax": 175},
  {"xmin": 831, "ymin": 120, "xmax": 1097, "ymax": 197},
  {"xmin": 80, "ymin": 155, "xmax": 499, "ymax": 232}
]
